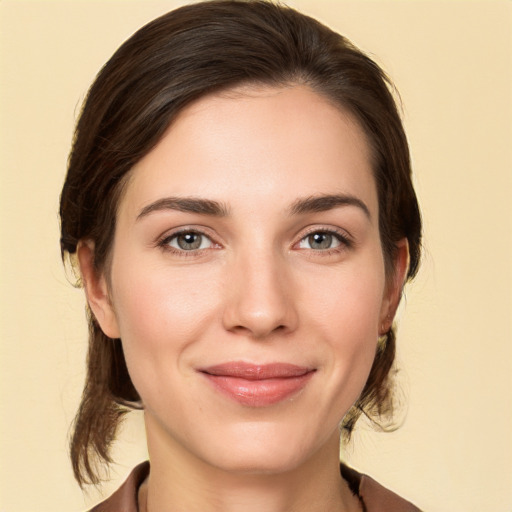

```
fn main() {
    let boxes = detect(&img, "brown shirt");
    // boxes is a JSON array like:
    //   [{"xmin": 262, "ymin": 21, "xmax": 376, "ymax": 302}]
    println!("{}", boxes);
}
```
[{"xmin": 89, "ymin": 461, "xmax": 422, "ymax": 512}]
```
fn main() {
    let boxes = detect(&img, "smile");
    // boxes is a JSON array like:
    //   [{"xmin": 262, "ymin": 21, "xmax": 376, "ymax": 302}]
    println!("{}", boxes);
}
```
[{"xmin": 198, "ymin": 362, "xmax": 316, "ymax": 407}]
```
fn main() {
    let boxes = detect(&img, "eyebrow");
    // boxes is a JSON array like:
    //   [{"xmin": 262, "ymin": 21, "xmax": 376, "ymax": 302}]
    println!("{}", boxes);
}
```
[
  {"xmin": 288, "ymin": 194, "xmax": 371, "ymax": 219},
  {"xmin": 136, "ymin": 197, "xmax": 229, "ymax": 220},
  {"xmin": 136, "ymin": 193, "xmax": 370, "ymax": 221}
]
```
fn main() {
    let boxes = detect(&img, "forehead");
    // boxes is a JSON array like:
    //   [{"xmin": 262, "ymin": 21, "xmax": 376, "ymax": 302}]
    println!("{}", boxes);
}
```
[{"xmin": 119, "ymin": 85, "xmax": 377, "ymax": 219}]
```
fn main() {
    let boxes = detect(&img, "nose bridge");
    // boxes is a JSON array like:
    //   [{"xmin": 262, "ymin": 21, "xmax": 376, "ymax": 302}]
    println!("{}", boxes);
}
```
[{"xmin": 223, "ymin": 243, "xmax": 297, "ymax": 338}]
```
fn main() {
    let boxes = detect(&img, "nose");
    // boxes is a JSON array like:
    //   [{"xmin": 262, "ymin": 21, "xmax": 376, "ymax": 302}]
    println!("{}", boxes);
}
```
[{"xmin": 222, "ymin": 249, "xmax": 298, "ymax": 339}]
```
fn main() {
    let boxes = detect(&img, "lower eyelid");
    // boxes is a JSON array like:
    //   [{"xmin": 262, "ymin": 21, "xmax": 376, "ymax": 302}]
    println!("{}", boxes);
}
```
[
  {"xmin": 170, "ymin": 234, "xmax": 213, "ymax": 250},
  {"xmin": 297, "ymin": 229, "xmax": 352, "ymax": 249},
  {"xmin": 158, "ymin": 229, "xmax": 216, "ymax": 250}
]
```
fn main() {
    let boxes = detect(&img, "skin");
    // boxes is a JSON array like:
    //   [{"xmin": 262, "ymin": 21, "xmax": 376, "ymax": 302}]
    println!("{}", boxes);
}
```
[{"xmin": 79, "ymin": 85, "xmax": 409, "ymax": 512}]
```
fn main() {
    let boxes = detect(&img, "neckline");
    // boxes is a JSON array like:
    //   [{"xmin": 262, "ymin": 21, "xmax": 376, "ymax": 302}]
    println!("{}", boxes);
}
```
[{"xmin": 135, "ymin": 461, "xmax": 366, "ymax": 512}]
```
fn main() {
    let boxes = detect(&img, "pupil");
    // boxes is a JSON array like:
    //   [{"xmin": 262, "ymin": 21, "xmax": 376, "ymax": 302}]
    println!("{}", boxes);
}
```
[
  {"xmin": 177, "ymin": 233, "xmax": 201, "ymax": 250},
  {"xmin": 309, "ymin": 232, "xmax": 332, "ymax": 249}
]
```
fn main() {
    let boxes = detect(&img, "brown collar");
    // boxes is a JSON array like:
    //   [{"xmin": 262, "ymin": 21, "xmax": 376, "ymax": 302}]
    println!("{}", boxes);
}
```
[{"xmin": 89, "ymin": 461, "xmax": 422, "ymax": 512}]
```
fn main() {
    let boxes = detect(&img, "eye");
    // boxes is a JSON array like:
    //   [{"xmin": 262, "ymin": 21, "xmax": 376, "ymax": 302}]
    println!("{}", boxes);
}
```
[
  {"xmin": 165, "ymin": 231, "xmax": 214, "ymax": 251},
  {"xmin": 298, "ymin": 231, "xmax": 345, "ymax": 251}
]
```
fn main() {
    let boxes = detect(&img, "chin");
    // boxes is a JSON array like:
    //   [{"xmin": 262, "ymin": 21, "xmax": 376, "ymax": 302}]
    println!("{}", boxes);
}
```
[
  {"xmin": 211, "ymin": 450, "xmax": 306, "ymax": 476},
  {"xmin": 198, "ymin": 422, "xmax": 328, "ymax": 476}
]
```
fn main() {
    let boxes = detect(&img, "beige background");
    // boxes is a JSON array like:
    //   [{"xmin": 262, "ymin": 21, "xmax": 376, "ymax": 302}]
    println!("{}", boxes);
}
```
[{"xmin": 1, "ymin": 1, "xmax": 510, "ymax": 511}]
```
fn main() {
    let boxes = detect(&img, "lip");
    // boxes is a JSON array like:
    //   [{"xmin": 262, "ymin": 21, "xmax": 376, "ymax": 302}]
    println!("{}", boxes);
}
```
[{"xmin": 198, "ymin": 362, "xmax": 315, "ymax": 407}]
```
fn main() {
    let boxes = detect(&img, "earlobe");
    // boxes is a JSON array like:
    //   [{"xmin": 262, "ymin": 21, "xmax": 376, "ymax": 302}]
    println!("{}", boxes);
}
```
[
  {"xmin": 379, "ymin": 238, "xmax": 410, "ymax": 334},
  {"xmin": 77, "ymin": 241, "xmax": 121, "ymax": 339}
]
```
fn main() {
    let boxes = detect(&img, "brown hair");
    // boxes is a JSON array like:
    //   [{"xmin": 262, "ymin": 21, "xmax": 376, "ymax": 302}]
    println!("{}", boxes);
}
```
[{"xmin": 60, "ymin": 0, "xmax": 421, "ymax": 486}]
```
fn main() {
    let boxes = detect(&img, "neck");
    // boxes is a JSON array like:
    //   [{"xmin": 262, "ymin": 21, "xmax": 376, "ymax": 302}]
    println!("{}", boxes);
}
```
[{"xmin": 142, "ymin": 416, "xmax": 361, "ymax": 512}]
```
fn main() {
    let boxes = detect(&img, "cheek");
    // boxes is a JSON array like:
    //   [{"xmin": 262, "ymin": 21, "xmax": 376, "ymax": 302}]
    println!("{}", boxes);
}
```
[
  {"xmin": 307, "ymin": 261, "xmax": 386, "ymax": 340},
  {"xmin": 302, "ymin": 259, "xmax": 386, "ymax": 404},
  {"xmin": 109, "ymin": 258, "xmax": 222, "ymax": 389},
  {"xmin": 113, "ymin": 254, "xmax": 217, "ymax": 329}
]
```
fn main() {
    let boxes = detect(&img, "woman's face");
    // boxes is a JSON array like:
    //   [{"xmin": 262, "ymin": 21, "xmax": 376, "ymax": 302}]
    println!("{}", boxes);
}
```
[{"xmin": 84, "ymin": 85, "xmax": 405, "ymax": 474}]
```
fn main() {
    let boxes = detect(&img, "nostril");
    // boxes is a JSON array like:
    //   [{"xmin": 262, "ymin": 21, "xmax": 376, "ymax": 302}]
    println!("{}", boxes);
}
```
[{"xmin": 227, "ymin": 322, "xmax": 289, "ymax": 339}]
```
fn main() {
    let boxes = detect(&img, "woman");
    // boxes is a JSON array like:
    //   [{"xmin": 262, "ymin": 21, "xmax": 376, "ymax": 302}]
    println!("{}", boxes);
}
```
[{"xmin": 60, "ymin": 1, "xmax": 422, "ymax": 510}]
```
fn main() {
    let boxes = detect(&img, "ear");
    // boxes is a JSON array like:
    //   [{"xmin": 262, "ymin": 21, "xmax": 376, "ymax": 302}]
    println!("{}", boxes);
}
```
[
  {"xmin": 379, "ymin": 238, "xmax": 410, "ymax": 334},
  {"xmin": 77, "ymin": 240, "xmax": 121, "ymax": 339}
]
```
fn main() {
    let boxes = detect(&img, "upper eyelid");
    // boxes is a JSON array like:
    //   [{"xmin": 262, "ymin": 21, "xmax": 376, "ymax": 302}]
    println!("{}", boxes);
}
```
[
  {"xmin": 157, "ymin": 226, "xmax": 220, "ymax": 248},
  {"xmin": 159, "ymin": 225, "xmax": 216, "ymax": 239},
  {"xmin": 297, "ymin": 225, "xmax": 353, "ymax": 241},
  {"xmin": 293, "ymin": 226, "xmax": 354, "ymax": 253}
]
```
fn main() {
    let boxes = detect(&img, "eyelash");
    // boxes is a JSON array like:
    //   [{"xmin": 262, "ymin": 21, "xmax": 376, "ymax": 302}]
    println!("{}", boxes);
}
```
[
  {"xmin": 156, "ymin": 227, "xmax": 353, "ymax": 257},
  {"xmin": 296, "ymin": 227, "xmax": 353, "ymax": 255},
  {"xmin": 157, "ymin": 228, "xmax": 218, "ymax": 257}
]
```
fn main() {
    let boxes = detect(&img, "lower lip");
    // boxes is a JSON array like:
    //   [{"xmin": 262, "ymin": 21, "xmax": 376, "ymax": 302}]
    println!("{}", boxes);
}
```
[{"xmin": 202, "ymin": 372, "xmax": 314, "ymax": 407}]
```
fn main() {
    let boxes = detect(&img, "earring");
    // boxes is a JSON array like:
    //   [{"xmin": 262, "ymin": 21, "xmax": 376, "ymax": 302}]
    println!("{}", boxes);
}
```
[
  {"xmin": 380, "ymin": 314, "xmax": 393, "ymax": 334},
  {"xmin": 378, "ymin": 333, "xmax": 388, "ymax": 346}
]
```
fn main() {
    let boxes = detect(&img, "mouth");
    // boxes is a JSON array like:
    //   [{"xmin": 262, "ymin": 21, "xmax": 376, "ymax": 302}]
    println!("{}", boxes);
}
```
[{"xmin": 198, "ymin": 362, "xmax": 316, "ymax": 407}]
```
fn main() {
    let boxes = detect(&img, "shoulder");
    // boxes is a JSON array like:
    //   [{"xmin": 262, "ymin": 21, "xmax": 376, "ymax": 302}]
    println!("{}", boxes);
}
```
[
  {"xmin": 359, "ymin": 473, "xmax": 423, "ymax": 512},
  {"xmin": 341, "ymin": 463, "xmax": 423, "ymax": 512},
  {"xmin": 88, "ymin": 461, "xmax": 149, "ymax": 512}
]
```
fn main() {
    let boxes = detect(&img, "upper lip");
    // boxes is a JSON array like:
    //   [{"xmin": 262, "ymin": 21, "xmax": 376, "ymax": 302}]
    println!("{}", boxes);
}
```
[{"xmin": 199, "ymin": 361, "xmax": 314, "ymax": 380}]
